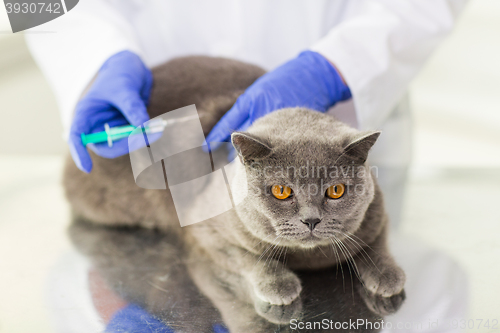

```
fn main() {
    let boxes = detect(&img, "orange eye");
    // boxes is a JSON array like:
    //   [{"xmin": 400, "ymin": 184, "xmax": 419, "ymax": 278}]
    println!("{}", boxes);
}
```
[
  {"xmin": 326, "ymin": 184, "xmax": 345, "ymax": 199},
  {"xmin": 271, "ymin": 185, "xmax": 293, "ymax": 200}
]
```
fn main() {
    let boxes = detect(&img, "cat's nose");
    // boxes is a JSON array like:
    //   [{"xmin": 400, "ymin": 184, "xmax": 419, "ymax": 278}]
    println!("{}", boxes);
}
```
[{"xmin": 301, "ymin": 218, "xmax": 321, "ymax": 231}]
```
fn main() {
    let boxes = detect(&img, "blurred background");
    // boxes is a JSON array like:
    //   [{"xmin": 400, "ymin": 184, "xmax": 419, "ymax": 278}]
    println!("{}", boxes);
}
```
[{"xmin": 0, "ymin": 0, "xmax": 499, "ymax": 332}]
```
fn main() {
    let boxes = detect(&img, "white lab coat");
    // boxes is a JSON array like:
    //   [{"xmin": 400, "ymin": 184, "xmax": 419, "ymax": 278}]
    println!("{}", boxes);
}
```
[{"xmin": 26, "ymin": 0, "xmax": 467, "ymax": 224}]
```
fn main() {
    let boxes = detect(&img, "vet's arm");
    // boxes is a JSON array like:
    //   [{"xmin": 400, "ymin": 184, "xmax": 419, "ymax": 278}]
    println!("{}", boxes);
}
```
[
  {"xmin": 25, "ymin": 0, "xmax": 144, "ymax": 141},
  {"xmin": 311, "ymin": 0, "xmax": 468, "ymax": 129},
  {"xmin": 205, "ymin": 50, "xmax": 352, "ymax": 148},
  {"xmin": 25, "ymin": 0, "xmax": 153, "ymax": 173}
]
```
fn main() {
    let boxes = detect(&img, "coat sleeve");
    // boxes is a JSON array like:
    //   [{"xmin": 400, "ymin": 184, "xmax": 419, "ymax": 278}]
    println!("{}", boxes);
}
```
[
  {"xmin": 311, "ymin": 0, "xmax": 468, "ymax": 130},
  {"xmin": 25, "ymin": 0, "xmax": 143, "ymax": 139}
]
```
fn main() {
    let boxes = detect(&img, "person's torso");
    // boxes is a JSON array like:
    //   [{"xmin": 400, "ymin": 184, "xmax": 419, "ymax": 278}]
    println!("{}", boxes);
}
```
[{"xmin": 109, "ymin": 0, "xmax": 352, "ymax": 69}]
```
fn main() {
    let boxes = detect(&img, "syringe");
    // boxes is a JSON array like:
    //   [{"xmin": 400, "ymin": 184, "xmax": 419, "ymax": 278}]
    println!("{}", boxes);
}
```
[{"xmin": 81, "ymin": 115, "xmax": 199, "ymax": 147}]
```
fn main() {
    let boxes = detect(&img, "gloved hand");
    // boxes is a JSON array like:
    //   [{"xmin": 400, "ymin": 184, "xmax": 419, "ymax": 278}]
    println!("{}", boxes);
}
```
[
  {"xmin": 205, "ymin": 50, "xmax": 352, "ymax": 151},
  {"xmin": 68, "ymin": 50, "xmax": 153, "ymax": 173},
  {"xmin": 105, "ymin": 304, "xmax": 229, "ymax": 333}
]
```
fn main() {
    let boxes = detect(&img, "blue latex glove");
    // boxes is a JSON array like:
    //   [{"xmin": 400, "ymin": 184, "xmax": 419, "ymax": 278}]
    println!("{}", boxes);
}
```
[
  {"xmin": 105, "ymin": 304, "xmax": 174, "ymax": 333},
  {"xmin": 68, "ymin": 50, "xmax": 153, "ymax": 173},
  {"xmin": 105, "ymin": 304, "xmax": 229, "ymax": 333},
  {"xmin": 205, "ymin": 50, "xmax": 351, "ymax": 151}
]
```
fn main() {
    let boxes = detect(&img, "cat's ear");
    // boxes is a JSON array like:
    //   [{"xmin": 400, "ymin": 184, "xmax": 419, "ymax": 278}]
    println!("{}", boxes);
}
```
[
  {"xmin": 231, "ymin": 132, "xmax": 272, "ymax": 164},
  {"xmin": 341, "ymin": 131, "xmax": 380, "ymax": 164}
]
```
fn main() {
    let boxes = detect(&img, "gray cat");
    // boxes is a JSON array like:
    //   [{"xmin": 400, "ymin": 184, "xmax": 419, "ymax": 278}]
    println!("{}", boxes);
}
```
[{"xmin": 65, "ymin": 56, "xmax": 405, "ymax": 332}]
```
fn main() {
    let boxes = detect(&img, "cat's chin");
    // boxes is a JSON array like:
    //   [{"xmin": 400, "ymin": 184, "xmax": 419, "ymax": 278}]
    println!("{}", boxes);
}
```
[{"xmin": 296, "ymin": 234, "xmax": 330, "ymax": 249}]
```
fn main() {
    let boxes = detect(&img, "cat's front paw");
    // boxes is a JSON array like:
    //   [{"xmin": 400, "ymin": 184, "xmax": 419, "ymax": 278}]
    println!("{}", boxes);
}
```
[
  {"xmin": 361, "ymin": 288, "xmax": 406, "ymax": 316},
  {"xmin": 251, "ymin": 270, "xmax": 302, "ymax": 306},
  {"xmin": 360, "ymin": 264, "xmax": 406, "ymax": 316},
  {"xmin": 254, "ymin": 296, "xmax": 303, "ymax": 325},
  {"xmin": 362, "ymin": 265, "xmax": 405, "ymax": 297}
]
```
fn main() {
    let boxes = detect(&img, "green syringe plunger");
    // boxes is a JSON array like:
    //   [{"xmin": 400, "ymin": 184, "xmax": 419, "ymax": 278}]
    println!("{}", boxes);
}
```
[
  {"xmin": 80, "ymin": 115, "xmax": 199, "ymax": 147},
  {"xmin": 81, "ymin": 124, "xmax": 135, "ymax": 147},
  {"xmin": 81, "ymin": 118, "xmax": 167, "ymax": 147}
]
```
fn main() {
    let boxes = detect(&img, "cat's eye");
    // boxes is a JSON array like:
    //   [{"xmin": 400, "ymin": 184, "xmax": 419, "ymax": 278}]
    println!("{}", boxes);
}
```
[
  {"xmin": 326, "ymin": 184, "xmax": 345, "ymax": 199},
  {"xmin": 271, "ymin": 185, "xmax": 293, "ymax": 200}
]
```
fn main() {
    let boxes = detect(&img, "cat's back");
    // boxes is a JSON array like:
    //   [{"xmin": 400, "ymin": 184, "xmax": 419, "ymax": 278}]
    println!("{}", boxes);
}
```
[
  {"xmin": 63, "ymin": 56, "xmax": 265, "ymax": 228},
  {"xmin": 147, "ymin": 56, "xmax": 266, "ymax": 126}
]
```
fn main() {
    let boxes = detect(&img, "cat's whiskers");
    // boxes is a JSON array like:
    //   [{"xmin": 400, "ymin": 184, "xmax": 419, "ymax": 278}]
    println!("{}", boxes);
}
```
[
  {"xmin": 242, "ymin": 232, "xmax": 276, "ymax": 258},
  {"xmin": 346, "ymin": 231, "xmax": 383, "ymax": 258},
  {"xmin": 282, "ymin": 246, "xmax": 289, "ymax": 268},
  {"xmin": 328, "ymin": 237, "xmax": 345, "ymax": 289},
  {"xmin": 260, "ymin": 237, "xmax": 284, "ymax": 275},
  {"xmin": 341, "ymin": 235, "xmax": 372, "ymax": 268},
  {"xmin": 336, "ymin": 237, "xmax": 363, "ymax": 287},
  {"xmin": 317, "ymin": 245, "xmax": 329, "ymax": 258},
  {"xmin": 254, "ymin": 233, "xmax": 283, "ymax": 270},
  {"xmin": 333, "ymin": 237, "xmax": 356, "ymax": 298},
  {"xmin": 267, "ymin": 238, "xmax": 285, "ymax": 273},
  {"xmin": 341, "ymin": 233, "xmax": 381, "ymax": 274},
  {"xmin": 329, "ymin": 229, "xmax": 370, "ymax": 263},
  {"xmin": 274, "ymin": 240, "xmax": 287, "ymax": 271}
]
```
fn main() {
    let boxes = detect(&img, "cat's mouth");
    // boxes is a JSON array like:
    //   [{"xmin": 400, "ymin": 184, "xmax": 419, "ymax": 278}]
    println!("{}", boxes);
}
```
[{"xmin": 278, "ymin": 225, "xmax": 339, "ymax": 247}]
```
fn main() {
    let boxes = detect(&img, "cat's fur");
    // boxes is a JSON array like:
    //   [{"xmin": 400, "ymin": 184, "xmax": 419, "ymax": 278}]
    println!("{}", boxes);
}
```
[{"xmin": 65, "ymin": 56, "xmax": 405, "ymax": 332}]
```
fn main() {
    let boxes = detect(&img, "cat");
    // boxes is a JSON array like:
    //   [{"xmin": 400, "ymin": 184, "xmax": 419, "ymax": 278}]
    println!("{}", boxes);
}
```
[{"xmin": 64, "ymin": 56, "xmax": 406, "ymax": 332}]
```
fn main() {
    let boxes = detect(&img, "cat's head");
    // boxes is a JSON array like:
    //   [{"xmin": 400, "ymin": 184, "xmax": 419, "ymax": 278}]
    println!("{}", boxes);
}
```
[{"xmin": 230, "ymin": 108, "xmax": 380, "ymax": 249}]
